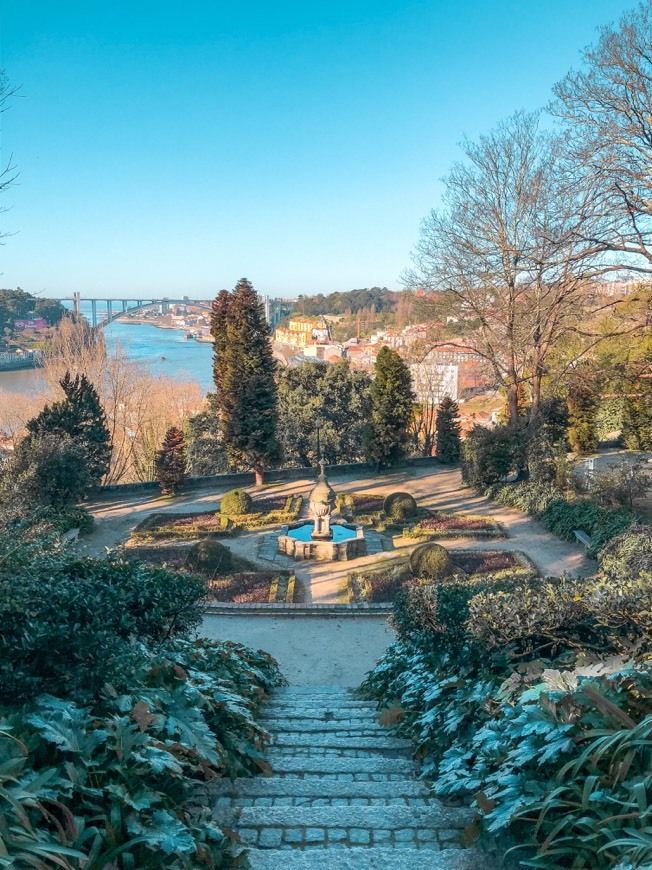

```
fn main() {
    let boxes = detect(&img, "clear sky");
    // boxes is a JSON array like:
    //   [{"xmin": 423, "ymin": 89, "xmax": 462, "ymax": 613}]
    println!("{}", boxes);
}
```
[{"xmin": 0, "ymin": 0, "xmax": 635, "ymax": 299}]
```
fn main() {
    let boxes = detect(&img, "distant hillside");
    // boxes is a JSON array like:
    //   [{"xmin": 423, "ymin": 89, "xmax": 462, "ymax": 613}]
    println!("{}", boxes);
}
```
[{"xmin": 292, "ymin": 287, "xmax": 397, "ymax": 316}]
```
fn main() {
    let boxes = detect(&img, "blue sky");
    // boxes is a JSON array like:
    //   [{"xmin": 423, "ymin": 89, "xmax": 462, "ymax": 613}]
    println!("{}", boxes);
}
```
[{"xmin": 0, "ymin": 0, "xmax": 634, "ymax": 298}]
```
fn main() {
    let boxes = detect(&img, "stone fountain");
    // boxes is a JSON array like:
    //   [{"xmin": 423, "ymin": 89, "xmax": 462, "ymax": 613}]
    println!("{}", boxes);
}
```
[{"xmin": 277, "ymin": 461, "xmax": 367, "ymax": 561}]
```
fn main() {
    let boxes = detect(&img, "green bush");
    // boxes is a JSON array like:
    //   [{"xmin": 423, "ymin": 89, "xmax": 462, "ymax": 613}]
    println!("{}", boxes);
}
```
[
  {"xmin": 43, "ymin": 505, "xmax": 96, "ymax": 535},
  {"xmin": 0, "ymin": 535, "xmax": 208, "ymax": 704},
  {"xmin": 0, "ymin": 639, "xmax": 282, "ymax": 869},
  {"xmin": 598, "ymin": 523, "xmax": 652, "ymax": 582},
  {"xmin": 409, "ymin": 542, "xmax": 455, "ymax": 580},
  {"xmin": 461, "ymin": 423, "xmax": 528, "ymax": 488},
  {"xmin": 220, "ymin": 488, "xmax": 253, "ymax": 516},
  {"xmin": 186, "ymin": 536, "xmax": 234, "ymax": 577},
  {"xmin": 384, "ymin": 491, "xmax": 417, "ymax": 520},
  {"xmin": 486, "ymin": 480, "xmax": 636, "ymax": 558}
]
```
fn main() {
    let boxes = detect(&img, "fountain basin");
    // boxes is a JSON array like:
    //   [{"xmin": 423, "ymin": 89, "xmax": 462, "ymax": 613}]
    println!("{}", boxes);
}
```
[{"xmin": 278, "ymin": 521, "xmax": 367, "ymax": 561}]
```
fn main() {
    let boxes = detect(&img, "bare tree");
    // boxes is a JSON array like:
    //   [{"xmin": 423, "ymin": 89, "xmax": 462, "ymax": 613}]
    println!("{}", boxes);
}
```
[
  {"xmin": 553, "ymin": 2, "xmax": 652, "ymax": 270},
  {"xmin": 405, "ymin": 111, "xmax": 624, "ymax": 423},
  {"xmin": 0, "ymin": 72, "xmax": 20, "ymax": 237}
]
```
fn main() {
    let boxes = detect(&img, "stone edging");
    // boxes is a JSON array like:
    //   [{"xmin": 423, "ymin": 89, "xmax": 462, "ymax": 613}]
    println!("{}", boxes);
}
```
[
  {"xmin": 204, "ymin": 602, "xmax": 392, "ymax": 617},
  {"xmin": 93, "ymin": 456, "xmax": 444, "ymax": 496}
]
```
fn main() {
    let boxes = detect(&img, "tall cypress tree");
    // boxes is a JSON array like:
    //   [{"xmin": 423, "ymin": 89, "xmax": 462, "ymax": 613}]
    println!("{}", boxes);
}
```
[
  {"xmin": 154, "ymin": 426, "xmax": 187, "ymax": 495},
  {"xmin": 364, "ymin": 346, "xmax": 415, "ymax": 467},
  {"xmin": 435, "ymin": 396, "xmax": 461, "ymax": 463},
  {"xmin": 25, "ymin": 371, "xmax": 112, "ymax": 486},
  {"xmin": 210, "ymin": 278, "xmax": 280, "ymax": 484}
]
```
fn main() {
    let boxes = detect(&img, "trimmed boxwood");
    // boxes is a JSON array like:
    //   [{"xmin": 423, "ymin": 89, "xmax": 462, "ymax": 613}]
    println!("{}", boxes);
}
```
[
  {"xmin": 384, "ymin": 491, "xmax": 418, "ymax": 520},
  {"xmin": 220, "ymin": 488, "xmax": 253, "ymax": 516},
  {"xmin": 185, "ymin": 536, "xmax": 233, "ymax": 577},
  {"xmin": 409, "ymin": 542, "xmax": 456, "ymax": 580}
]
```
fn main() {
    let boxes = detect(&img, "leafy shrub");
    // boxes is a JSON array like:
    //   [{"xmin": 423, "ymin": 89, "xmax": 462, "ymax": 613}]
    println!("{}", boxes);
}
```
[
  {"xmin": 220, "ymin": 488, "xmax": 253, "ymax": 516},
  {"xmin": 186, "ymin": 536, "xmax": 233, "ymax": 578},
  {"xmin": 487, "ymin": 480, "xmax": 561, "ymax": 515},
  {"xmin": 468, "ymin": 569, "xmax": 652, "ymax": 660},
  {"xmin": 0, "ymin": 639, "xmax": 282, "ymax": 869},
  {"xmin": 541, "ymin": 498, "xmax": 634, "ymax": 557},
  {"xmin": 461, "ymin": 423, "xmax": 528, "ymax": 488},
  {"xmin": 486, "ymin": 480, "xmax": 636, "ymax": 558},
  {"xmin": 0, "ymin": 535, "xmax": 208, "ymax": 704},
  {"xmin": 589, "ymin": 461, "xmax": 650, "ymax": 510},
  {"xmin": 598, "ymin": 523, "xmax": 652, "ymax": 582},
  {"xmin": 42, "ymin": 505, "xmax": 96, "ymax": 535},
  {"xmin": 384, "ymin": 491, "xmax": 418, "ymax": 520},
  {"xmin": 409, "ymin": 542, "xmax": 455, "ymax": 580},
  {"xmin": 1, "ymin": 433, "xmax": 93, "ymax": 509}
]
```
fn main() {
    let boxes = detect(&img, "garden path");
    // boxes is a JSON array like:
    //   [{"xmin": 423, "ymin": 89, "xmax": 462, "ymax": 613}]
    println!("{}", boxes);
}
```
[
  {"xmin": 82, "ymin": 466, "xmax": 593, "ymax": 601},
  {"xmin": 211, "ymin": 685, "xmax": 483, "ymax": 869}
]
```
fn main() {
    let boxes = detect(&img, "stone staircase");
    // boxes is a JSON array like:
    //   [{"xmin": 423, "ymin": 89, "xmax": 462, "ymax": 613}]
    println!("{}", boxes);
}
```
[{"xmin": 212, "ymin": 685, "xmax": 482, "ymax": 868}]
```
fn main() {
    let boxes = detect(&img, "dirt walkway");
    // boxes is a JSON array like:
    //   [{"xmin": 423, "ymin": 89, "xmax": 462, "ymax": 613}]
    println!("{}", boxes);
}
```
[
  {"xmin": 201, "ymin": 615, "xmax": 394, "ymax": 686},
  {"xmin": 81, "ymin": 466, "xmax": 593, "ymax": 596}
]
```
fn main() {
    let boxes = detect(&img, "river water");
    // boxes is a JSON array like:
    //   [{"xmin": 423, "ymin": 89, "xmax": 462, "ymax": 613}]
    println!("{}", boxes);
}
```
[{"xmin": 0, "ymin": 318, "xmax": 215, "ymax": 395}]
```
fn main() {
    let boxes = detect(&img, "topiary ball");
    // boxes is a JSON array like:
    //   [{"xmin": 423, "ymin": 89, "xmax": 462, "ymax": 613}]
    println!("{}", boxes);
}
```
[
  {"xmin": 383, "ymin": 491, "xmax": 418, "ymax": 520},
  {"xmin": 409, "ymin": 542, "xmax": 455, "ymax": 580},
  {"xmin": 220, "ymin": 488, "xmax": 253, "ymax": 516},
  {"xmin": 186, "ymin": 536, "xmax": 233, "ymax": 577}
]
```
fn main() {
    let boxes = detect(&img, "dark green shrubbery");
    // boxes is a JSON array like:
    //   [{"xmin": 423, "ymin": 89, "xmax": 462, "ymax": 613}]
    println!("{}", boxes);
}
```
[
  {"xmin": 220, "ymin": 488, "xmax": 254, "ymax": 516},
  {"xmin": 461, "ymin": 423, "xmax": 528, "ymax": 489},
  {"xmin": 383, "ymin": 491, "xmax": 417, "ymax": 520},
  {"xmin": 0, "ymin": 535, "xmax": 208, "ymax": 704},
  {"xmin": 0, "ymin": 527, "xmax": 283, "ymax": 867},
  {"xmin": 408, "ymin": 542, "xmax": 455, "ymax": 580},
  {"xmin": 186, "ymin": 535, "xmax": 234, "ymax": 578},
  {"xmin": 362, "ymin": 526, "xmax": 652, "ymax": 869},
  {"xmin": 42, "ymin": 504, "xmax": 96, "ymax": 535},
  {"xmin": 486, "ymin": 480, "xmax": 636, "ymax": 558}
]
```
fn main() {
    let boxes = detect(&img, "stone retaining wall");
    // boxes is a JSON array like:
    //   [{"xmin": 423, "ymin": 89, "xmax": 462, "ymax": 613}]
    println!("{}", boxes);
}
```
[{"xmin": 94, "ymin": 456, "xmax": 443, "ymax": 498}]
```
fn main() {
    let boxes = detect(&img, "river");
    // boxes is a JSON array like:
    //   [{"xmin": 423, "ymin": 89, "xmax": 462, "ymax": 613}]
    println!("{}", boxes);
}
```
[{"xmin": 0, "ymin": 318, "xmax": 215, "ymax": 395}]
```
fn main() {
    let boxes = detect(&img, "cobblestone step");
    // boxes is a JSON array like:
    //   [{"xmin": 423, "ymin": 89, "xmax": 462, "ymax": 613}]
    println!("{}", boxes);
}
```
[
  {"xmin": 267, "ymin": 757, "xmax": 418, "ymax": 777},
  {"xmin": 274, "ymin": 687, "xmax": 358, "ymax": 696},
  {"xmin": 210, "ymin": 778, "xmax": 433, "ymax": 799},
  {"xmin": 265, "ymin": 700, "xmax": 379, "ymax": 712},
  {"xmin": 217, "ymin": 804, "xmax": 472, "ymax": 833},
  {"xmin": 270, "ymin": 735, "xmax": 412, "ymax": 751},
  {"xmin": 262, "ymin": 720, "xmax": 384, "ymax": 734},
  {"xmin": 245, "ymin": 847, "xmax": 482, "ymax": 869}
]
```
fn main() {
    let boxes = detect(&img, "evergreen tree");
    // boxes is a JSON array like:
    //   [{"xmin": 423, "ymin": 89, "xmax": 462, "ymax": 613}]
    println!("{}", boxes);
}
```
[
  {"xmin": 154, "ymin": 427, "xmax": 187, "ymax": 495},
  {"xmin": 364, "ymin": 346, "xmax": 415, "ymax": 467},
  {"xmin": 435, "ymin": 397, "xmax": 461, "ymax": 463},
  {"xmin": 210, "ymin": 278, "xmax": 280, "ymax": 484},
  {"xmin": 1, "ymin": 434, "xmax": 92, "ymax": 510},
  {"xmin": 622, "ymin": 356, "xmax": 652, "ymax": 451},
  {"xmin": 25, "ymin": 371, "xmax": 111, "ymax": 486},
  {"xmin": 567, "ymin": 377, "xmax": 598, "ymax": 455}
]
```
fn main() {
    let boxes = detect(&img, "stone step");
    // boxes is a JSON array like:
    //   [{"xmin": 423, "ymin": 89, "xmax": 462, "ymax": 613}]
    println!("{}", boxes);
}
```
[
  {"xmin": 265, "ymin": 701, "xmax": 379, "ymax": 713},
  {"xmin": 216, "ymin": 806, "xmax": 473, "ymax": 850},
  {"xmin": 267, "ymin": 757, "xmax": 417, "ymax": 777},
  {"xmin": 211, "ymin": 778, "xmax": 433, "ymax": 800},
  {"xmin": 244, "ymin": 847, "xmax": 482, "ymax": 869},
  {"xmin": 270, "ymin": 735, "xmax": 411, "ymax": 751},
  {"xmin": 262, "ymin": 720, "xmax": 384, "ymax": 734},
  {"xmin": 230, "ymin": 804, "xmax": 473, "ymax": 831},
  {"xmin": 274, "ymin": 686, "xmax": 356, "ymax": 696}
]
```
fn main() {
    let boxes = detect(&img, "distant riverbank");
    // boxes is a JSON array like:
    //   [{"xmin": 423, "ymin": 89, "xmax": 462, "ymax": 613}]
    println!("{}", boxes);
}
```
[{"xmin": 0, "ymin": 321, "xmax": 214, "ymax": 394}]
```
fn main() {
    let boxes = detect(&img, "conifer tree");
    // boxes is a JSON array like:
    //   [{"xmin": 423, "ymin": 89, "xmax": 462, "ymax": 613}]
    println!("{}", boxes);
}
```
[
  {"xmin": 210, "ymin": 278, "xmax": 280, "ymax": 484},
  {"xmin": 567, "ymin": 378, "xmax": 598, "ymax": 455},
  {"xmin": 364, "ymin": 346, "xmax": 415, "ymax": 467},
  {"xmin": 435, "ymin": 396, "xmax": 461, "ymax": 463},
  {"xmin": 25, "ymin": 371, "xmax": 111, "ymax": 486},
  {"xmin": 154, "ymin": 427, "xmax": 187, "ymax": 495}
]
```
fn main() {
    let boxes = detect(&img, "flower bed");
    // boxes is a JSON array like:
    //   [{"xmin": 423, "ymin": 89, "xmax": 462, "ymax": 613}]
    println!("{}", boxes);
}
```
[
  {"xmin": 343, "ymin": 549, "xmax": 535, "ymax": 603},
  {"xmin": 403, "ymin": 510, "xmax": 505, "ymax": 539},
  {"xmin": 208, "ymin": 571, "xmax": 282, "ymax": 603},
  {"xmin": 131, "ymin": 495, "xmax": 303, "ymax": 542}
]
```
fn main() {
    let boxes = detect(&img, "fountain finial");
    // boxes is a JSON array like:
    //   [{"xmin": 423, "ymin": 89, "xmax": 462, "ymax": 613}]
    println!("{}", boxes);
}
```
[{"xmin": 309, "ymin": 460, "xmax": 336, "ymax": 540}]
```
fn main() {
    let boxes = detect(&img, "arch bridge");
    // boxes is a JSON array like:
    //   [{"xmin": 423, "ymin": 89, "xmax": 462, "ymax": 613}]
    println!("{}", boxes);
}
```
[{"xmin": 56, "ymin": 292, "xmax": 287, "ymax": 328}]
